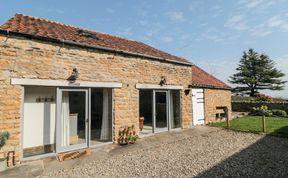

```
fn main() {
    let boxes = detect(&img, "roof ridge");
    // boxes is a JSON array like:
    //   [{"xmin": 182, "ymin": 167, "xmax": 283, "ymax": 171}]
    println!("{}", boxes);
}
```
[
  {"xmin": 0, "ymin": 13, "xmax": 192, "ymax": 65},
  {"xmin": 14, "ymin": 13, "xmax": 188, "ymax": 61},
  {"xmin": 14, "ymin": 13, "xmax": 145, "ymax": 44}
]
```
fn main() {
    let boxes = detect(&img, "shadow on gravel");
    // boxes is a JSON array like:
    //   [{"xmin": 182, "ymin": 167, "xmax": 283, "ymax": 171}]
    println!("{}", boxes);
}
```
[{"xmin": 196, "ymin": 127, "xmax": 288, "ymax": 178}]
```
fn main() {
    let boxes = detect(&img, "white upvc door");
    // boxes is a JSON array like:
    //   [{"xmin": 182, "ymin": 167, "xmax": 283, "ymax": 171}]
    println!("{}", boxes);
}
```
[{"xmin": 192, "ymin": 89, "xmax": 205, "ymax": 125}]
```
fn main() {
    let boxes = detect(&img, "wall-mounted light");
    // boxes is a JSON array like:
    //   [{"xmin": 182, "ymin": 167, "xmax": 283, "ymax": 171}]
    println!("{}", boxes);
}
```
[
  {"xmin": 67, "ymin": 68, "xmax": 79, "ymax": 82},
  {"xmin": 159, "ymin": 76, "xmax": 167, "ymax": 86},
  {"xmin": 184, "ymin": 89, "xmax": 190, "ymax": 95}
]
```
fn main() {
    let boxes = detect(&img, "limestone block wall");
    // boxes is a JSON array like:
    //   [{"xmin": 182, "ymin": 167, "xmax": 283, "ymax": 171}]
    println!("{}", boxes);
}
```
[
  {"xmin": 204, "ymin": 89, "xmax": 231, "ymax": 124},
  {"xmin": 0, "ymin": 34, "xmax": 192, "ymax": 160}
]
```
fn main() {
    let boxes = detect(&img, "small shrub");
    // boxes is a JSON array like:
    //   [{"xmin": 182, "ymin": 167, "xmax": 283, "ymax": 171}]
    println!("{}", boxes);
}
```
[
  {"xmin": 0, "ymin": 131, "xmax": 9, "ymax": 147},
  {"xmin": 271, "ymin": 109, "xmax": 287, "ymax": 117},
  {"xmin": 251, "ymin": 105, "xmax": 272, "ymax": 116},
  {"xmin": 255, "ymin": 94, "xmax": 273, "ymax": 102}
]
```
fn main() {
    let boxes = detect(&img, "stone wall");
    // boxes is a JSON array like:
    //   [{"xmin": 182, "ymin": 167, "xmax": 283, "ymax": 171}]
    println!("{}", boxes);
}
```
[
  {"xmin": 204, "ymin": 89, "xmax": 231, "ymax": 124},
  {"xmin": 0, "ymin": 34, "xmax": 192, "ymax": 161},
  {"xmin": 232, "ymin": 102, "xmax": 288, "ymax": 112}
]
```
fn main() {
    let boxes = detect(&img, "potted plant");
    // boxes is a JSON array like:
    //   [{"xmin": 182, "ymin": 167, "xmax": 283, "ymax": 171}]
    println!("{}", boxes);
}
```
[
  {"xmin": 0, "ymin": 131, "xmax": 9, "ymax": 172},
  {"xmin": 118, "ymin": 125, "xmax": 138, "ymax": 145},
  {"xmin": 139, "ymin": 117, "xmax": 144, "ymax": 131},
  {"xmin": 127, "ymin": 125, "xmax": 138, "ymax": 144},
  {"xmin": 118, "ymin": 126, "xmax": 129, "ymax": 145}
]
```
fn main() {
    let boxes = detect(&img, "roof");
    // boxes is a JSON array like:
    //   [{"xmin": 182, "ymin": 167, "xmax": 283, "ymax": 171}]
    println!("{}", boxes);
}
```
[
  {"xmin": 192, "ymin": 65, "xmax": 231, "ymax": 90},
  {"xmin": 0, "ymin": 14, "xmax": 192, "ymax": 65}
]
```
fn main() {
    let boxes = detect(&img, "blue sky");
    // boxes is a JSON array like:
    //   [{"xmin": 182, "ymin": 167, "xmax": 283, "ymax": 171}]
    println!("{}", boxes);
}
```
[{"xmin": 1, "ymin": 0, "xmax": 288, "ymax": 98}]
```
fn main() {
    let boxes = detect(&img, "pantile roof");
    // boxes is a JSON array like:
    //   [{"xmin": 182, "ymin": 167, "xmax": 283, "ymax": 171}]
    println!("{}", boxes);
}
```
[
  {"xmin": 192, "ymin": 65, "xmax": 230, "ymax": 89},
  {"xmin": 0, "ymin": 14, "xmax": 191, "ymax": 65}
]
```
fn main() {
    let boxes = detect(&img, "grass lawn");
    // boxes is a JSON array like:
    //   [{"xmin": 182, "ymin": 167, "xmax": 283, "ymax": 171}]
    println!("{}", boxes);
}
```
[{"xmin": 209, "ymin": 116, "xmax": 288, "ymax": 137}]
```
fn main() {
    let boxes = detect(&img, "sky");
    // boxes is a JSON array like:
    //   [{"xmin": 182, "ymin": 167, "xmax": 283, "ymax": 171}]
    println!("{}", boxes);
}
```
[{"xmin": 1, "ymin": 0, "xmax": 288, "ymax": 98}]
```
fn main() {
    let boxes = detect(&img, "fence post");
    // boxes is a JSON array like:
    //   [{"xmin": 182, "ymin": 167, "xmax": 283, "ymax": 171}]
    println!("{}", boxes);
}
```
[
  {"xmin": 262, "ymin": 115, "xmax": 266, "ymax": 133},
  {"xmin": 225, "ymin": 107, "xmax": 230, "ymax": 129}
]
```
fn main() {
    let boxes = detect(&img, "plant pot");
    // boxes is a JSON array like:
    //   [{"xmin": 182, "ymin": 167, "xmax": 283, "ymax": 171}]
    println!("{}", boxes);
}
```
[
  {"xmin": 139, "ymin": 117, "xmax": 144, "ymax": 131},
  {"xmin": 0, "ymin": 159, "xmax": 7, "ymax": 172},
  {"xmin": 119, "ymin": 142, "xmax": 128, "ymax": 145}
]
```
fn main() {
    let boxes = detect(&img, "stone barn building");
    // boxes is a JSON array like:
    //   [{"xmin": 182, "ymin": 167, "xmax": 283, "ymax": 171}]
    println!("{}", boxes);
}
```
[
  {"xmin": 0, "ymin": 14, "xmax": 231, "ymax": 162},
  {"xmin": 191, "ymin": 65, "xmax": 231, "ymax": 125}
]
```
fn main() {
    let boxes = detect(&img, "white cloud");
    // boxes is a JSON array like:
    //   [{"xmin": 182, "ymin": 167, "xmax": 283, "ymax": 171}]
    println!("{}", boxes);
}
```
[
  {"xmin": 224, "ymin": 15, "xmax": 249, "ymax": 31},
  {"xmin": 249, "ymin": 25, "xmax": 272, "ymax": 37},
  {"xmin": 238, "ymin": 0, "xmax": 285, "ymax": 12},
  {"xmin": 238, "ymin": 0, "xmax": 265, "ymax": 8},
  {"xmin": 139, "ymin": 22, "xmax": 163, "ymax": 38},
  {"xmin": 251, "ymin": 30, "xmax": 272, "ymax": 37},
  {"xmin": 200, "ymin": 28, "xmax": 240, "ymax": 44},
  {"xmin": 168, "ymin": 11, "xmax": 185, "ymax": 22},
  {"xmin": 211, "ymin": 5, "xmax": 222, "ymax": 11},
  {"xmin": 210, "ymin": 5, "xmax": 223, "ymax": 17},
  {"xmin": 37, "ymin": 8, "xmax": 65, "ymax": 14},
  {"xmin": 161, "ymin": 36, "xmax": 174, "ymax": 43},
  {"xmin": 137, "ymin": 9, "xmax": 148, "ymax": 17},
  {"xmin": 117, "ymin": 27, "xmax": 133, "ymax": 36},
  {"xmin": 267, "ymin": 14, "xmax": 288, "ymax": 31},
  {"xmin": 201, "ymin": 29, "xmax": 224, "ymax": 43},
  {"xmin": 188, "ymin": 1, "xmax": 202, "ymax": 11},
  {"xmin": 202, "ymin": 33, "xmax": 223, "ymax": 42},
  {"xmin": 105, "ymin": 8, "xmax": 115, "ymax": 14},
  {"xmin": 146, "ymin": 29, "xmax": 159, "ymax": 37}
]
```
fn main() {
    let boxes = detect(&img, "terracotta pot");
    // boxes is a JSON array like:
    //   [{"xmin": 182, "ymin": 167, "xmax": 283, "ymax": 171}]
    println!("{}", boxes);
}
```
[{"xmin": 139, "ymin": 117, "xmax": 144, "ymax": 131}]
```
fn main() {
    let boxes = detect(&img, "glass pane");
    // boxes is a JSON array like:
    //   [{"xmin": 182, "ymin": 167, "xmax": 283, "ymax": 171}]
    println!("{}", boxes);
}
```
[
  {"xmin": 155, "ymin": 92, "xmax": 168, "ymax": 131},
  {"xmin": 139, "ymin": 90, "xmax": 153, "ymax": 135},
  {"xmin": 90, "ymin": 88, "xmax": 112, "ymax": 145},
  {"xmin": 23, "ymin": 87, "xmax": 56, "ymax": 157},
  {"xmin": 170, "ymin": 90, "xmax": 181, "ymax": 129},
  {"xmin": 61, "ymin": 91, "xmax": 86, "ymax": 147}
]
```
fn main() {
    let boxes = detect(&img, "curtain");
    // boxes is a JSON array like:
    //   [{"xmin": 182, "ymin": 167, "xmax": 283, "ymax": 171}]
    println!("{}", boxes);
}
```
[
  {"xmin": 61, "ymin": 92, "xmax": 70, "ymax": 146},
  {"xmin": 170, "ymin": 91, "xmax": 174, "ymax": 129},
  {"xmin": 100, "ymin": 89, "xmax": 110, "ymax": 140}
]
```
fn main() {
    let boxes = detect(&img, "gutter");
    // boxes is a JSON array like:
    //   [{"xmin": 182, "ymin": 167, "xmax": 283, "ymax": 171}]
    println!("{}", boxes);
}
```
[
  {"xmin": 189, "ymin": 84, "xmax": 232, "ymax": 91},
  {"xmin": 0, "ymin": 29, "xmax": 193, "ymax": 66}
]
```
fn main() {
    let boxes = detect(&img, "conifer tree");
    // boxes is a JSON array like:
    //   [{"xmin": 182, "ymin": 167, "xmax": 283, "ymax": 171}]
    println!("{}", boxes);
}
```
[{"xmin": 229, "ymin": 49, "xmax": 286, "ymax": 96}]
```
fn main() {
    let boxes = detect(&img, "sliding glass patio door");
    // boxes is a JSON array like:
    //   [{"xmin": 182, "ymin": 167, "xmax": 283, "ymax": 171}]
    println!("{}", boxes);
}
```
[
  {"xmin": 56, "ymin": 88, "xmax": 88, "ymax": 152},
  {"xmin": 153, "ymin": 90, "xmax": 169, "ymax": 133},
  {"xmin": 140, "ymin": 90, "xmax": 181, "ymax": 135}
]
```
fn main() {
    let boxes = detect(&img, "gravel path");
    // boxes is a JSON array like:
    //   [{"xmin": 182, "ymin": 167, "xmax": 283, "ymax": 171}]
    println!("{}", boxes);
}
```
[{"xmin": 41, "ymin": 127, "xmax": 288, "ymax": 178}]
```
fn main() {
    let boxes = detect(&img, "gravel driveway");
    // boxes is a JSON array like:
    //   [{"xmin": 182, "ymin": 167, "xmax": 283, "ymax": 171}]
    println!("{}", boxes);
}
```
[{"xmin": 40, "ymin": 126, "xmax": 288, "ymax": 178}]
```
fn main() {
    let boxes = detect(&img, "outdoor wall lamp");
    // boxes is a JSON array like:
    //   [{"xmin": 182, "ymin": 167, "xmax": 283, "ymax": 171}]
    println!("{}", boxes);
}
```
[
  {"xmin": 159, "ymin": 76, "xmax": 167, "ymax": 86},
  {"xmin": 184, "ymin": 89, "xmax": 190, "ymax": 95},
  {"xmin": 67, "ymin": 68, "xmax": 79, "ymax": 82}
]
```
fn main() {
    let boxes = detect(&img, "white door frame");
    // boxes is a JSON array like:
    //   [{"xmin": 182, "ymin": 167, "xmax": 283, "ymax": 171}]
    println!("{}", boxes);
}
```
[
  {"xmin": 153, "ymin": 90, "xmax": 170, "ymax": 133},
  {"xmin": 56, "ymin": 88, "xmax": 89, "ymax": 153}
]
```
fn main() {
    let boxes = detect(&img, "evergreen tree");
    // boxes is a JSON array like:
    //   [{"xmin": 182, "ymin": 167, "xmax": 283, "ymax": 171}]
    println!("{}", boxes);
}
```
[{"xmin": 229, "ymin": 49, "xmax": 286, "ymax": 97}]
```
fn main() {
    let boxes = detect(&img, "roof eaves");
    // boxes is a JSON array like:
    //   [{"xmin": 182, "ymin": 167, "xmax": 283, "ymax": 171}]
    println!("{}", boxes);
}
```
[
  {"xmin": 0, "ymin": 29, "xmax": 193, "ymax": 66},
  {"xmin": 190, "ymin": 83, "xmax": 232, "ymax": 90}
]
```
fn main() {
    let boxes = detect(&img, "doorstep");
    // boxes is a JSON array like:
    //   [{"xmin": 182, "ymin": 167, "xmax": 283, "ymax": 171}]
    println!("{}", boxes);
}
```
[{"xmin": 0, "ymin": 143, "xmax": 117, "ymax": 178}]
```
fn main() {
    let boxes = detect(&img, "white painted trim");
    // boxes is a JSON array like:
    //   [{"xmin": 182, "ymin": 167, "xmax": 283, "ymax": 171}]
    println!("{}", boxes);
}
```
[
  {"xmin": 11, "ymin": 78, "xmax": 122, "ymax": 88},
  {"xmin": 136, "ymin": 84, "xmax": 183, "ymax": 90}
]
